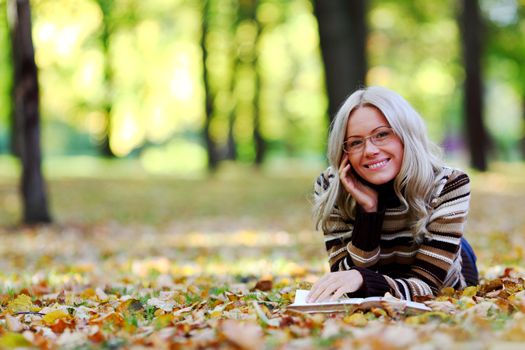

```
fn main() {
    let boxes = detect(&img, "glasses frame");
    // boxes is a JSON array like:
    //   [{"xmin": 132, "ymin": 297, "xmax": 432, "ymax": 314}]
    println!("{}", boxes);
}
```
[{"xmin": 343, "ymin": 127, "xmax": 396, "ymax": 154}]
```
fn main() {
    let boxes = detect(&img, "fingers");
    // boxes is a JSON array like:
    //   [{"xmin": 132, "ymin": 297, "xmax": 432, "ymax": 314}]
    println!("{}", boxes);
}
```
[
  {"xmin": 307, "ymin": 274, "xmax": 330, "ymax": 302},
  {"xmin": 329, "ymin": 287, "xmax": 348, "ymax": 302},
  {"xmin": 340, "ymin": 168, "xmax": 357, "ymax": 195},
  {"xmin": 338, "ymin": 156, "xmax": 349, "ymax": 177},
  {"xmin": 307, "ymin": 274, "xmax": 344, "ymax": 303},
  {"xmin": 307, "ymin": 271, "xmax": 363, "ymax": 303},
  {"xmin": 308, "ymin": 281, "xmax": 339, "ymax": 303},
  {"xmin": 339, "ymin": 153, "xmax": 348, "ymax": 168},
  {"xmin": 339, "ymin": 156, "xmax": 357, "ymax": 182}
]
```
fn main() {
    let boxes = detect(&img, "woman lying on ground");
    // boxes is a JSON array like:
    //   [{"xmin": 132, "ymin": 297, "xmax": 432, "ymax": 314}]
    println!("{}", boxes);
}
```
[{"xmin": 308, "ymin": 86, "xmax": 478, "ymax": 303}]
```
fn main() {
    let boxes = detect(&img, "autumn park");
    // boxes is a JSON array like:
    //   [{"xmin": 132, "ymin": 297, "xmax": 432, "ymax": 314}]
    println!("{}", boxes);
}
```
[{"xmin": 1, "ymin": 0, "xmax": 525, "ymax": 349}]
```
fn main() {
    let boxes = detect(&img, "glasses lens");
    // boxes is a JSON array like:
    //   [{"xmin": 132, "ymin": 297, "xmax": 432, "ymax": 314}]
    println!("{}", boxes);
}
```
[
  {"xmin": 344, "ymin": 138, "xmax": 363, "ymax": 153},
  {"xmin": 344, "ymin": 127, "xmax": 393, "ymax": 153},
  {"xmin": 372, "ymin": 128, "xmax": 393, "ymax": 145}
]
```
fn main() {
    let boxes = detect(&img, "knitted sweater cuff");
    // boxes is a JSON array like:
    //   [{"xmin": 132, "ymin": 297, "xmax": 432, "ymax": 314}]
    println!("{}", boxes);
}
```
[
  {"xmin": 351, "ymin": 205, "xmax": 385, "ymax": 251},
  {"xmin": 347, "ymin": 266, "xmax": 391, "ymax": 298}
]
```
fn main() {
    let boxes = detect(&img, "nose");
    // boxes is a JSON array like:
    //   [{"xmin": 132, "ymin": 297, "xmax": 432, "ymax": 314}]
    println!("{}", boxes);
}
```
[{"xmin": 363, "ymin": 138, "xmax": 380, "ymax": 156}]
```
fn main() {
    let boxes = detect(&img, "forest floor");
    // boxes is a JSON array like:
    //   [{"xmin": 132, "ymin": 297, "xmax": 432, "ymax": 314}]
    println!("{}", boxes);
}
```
[{"xmin": 1, "ymin": 162, "xmax": 525, "ymax": 349}]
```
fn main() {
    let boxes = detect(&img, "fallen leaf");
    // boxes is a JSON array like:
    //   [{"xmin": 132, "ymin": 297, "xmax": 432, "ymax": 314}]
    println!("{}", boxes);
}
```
[
  {"xmin": 7, "ymin": 294, "xmax": 38, "ymax": 313},
  {"xmin": 5, "ymin": 315, "xmax": 25, "ymax": 332},
  {"xmin": 440, "ymin": 287, "xmax": 456, "ymax": 297},
  {"xmin": 42, "ymin": 310, "xmax": 72, "ymax": 326},
  {"xmin": 251, "ymin": 301, "xmax": 280, "ymax": 327},
  {"xmin": 462, "ymin": 286, "xmax": 478, "ymax": 297},
  {"xmin": 96, "ymin": 288, "xmax": 109, "ymax": 302},
  {"xmin": 221, "ymin": 320, "xmax": 263, "ymax": 350},
  {"xmin": 50, "ymin": 318, "xmax": 76, "ymax": 333},
  {"xmin": 254, "ymin": 279, "xmax": 273, "ymax": 292},
  {"xmin": 0, "ymin": 332, "xmax": 32, "ymax": 348},
  {"xmin": 343, "ymin": 313, "xmax": 368, "ymax": 327},
  {"xmin": 147, "ymin": 297, "xmax": 175, "ymax": 312}
]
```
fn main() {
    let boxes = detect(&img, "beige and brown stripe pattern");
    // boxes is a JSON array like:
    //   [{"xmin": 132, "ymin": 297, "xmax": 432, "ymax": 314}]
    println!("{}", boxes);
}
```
[{"xmin": 315, "ymin": 167, "xmax": 471, "ymax": 300}]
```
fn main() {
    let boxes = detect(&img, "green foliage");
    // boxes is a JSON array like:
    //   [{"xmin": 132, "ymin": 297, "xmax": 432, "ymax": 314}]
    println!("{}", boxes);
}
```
[
  {"xmin": 483, "ymin": 1, "xmax": 525, "ymax": 160},
  {"xmin": 0, "ymin": 0, "xmax": 523, "ymax": 165},
  {"xmin": 0, "ymin": 0, "xmax": 11, "ymax": 153},
  {"xmin": 0, "ymin": 0, "xmax": 326, "ymax": 167},
  {"xmin": 368, "ymin": 0, "xmax": 463, "ymax": 143}
]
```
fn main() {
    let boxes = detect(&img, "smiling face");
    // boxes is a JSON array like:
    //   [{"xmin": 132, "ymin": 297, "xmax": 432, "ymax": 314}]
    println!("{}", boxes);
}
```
[{"xmin": 345, "ymin": 106, "xmax": 404, "ymax": 185}]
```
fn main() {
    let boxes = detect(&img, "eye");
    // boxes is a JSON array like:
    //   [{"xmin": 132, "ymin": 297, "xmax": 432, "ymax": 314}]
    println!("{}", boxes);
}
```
[
  {"xmin": 374, "ymin": 130, "xmax": 392, "ymax": 139},
  {"xmin": 348, "ymin": 139, "xmax": 363, "ymax": 148}
]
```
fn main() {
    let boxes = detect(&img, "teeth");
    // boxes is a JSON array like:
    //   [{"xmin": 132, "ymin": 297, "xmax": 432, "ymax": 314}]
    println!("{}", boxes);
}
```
[{"xmin": 368, "ymin": 160, "xmax": 388, "ymax": 169}]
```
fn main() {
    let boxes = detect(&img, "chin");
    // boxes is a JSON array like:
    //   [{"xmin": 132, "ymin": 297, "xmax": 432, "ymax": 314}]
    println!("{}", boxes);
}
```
[{"xmin": 362, "ymin": 172, "xmax": 396, "ymax": 185}]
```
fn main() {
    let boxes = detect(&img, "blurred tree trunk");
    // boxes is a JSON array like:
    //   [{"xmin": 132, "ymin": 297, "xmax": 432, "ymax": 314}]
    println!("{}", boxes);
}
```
[
  {"xmin": 202, "ymin": 0, "xmax": 219, "ymax": 170},
  {"xmin": 314, "ymin": 0, "xmax": 367, "ymax": 123},
  {"xmin": 95, "ymin": 0, "xmax": 116, "ymax": 157},
  {"xmin": 243, "ymin": 0, "xmax": 264, "ymax": 165},
  {"xmin": 7, "ymin": 0, "xmax": 52, "ymax": 224},
  {"xmin": 459, "ymin": 0, "xmax": 488, "ymax": 171},
  {"xmin": 225, "ymin": 17, "xmax": 240, "ymax": 162},
  {"xmin": 225, "ymin": 114, "xmax": 237, "ymax": 160},
  {"xmin": 522, "ymin": 97, "xmax": 525, "ymax": 158},
  {"xmin": 253, "ymin": 54, "xmax": 265, "ymax": 166}
]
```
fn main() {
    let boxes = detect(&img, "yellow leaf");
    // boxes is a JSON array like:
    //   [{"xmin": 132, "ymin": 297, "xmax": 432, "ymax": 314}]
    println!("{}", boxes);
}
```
[
  {"xmin": 42, "ymin": 310, "xmax": 72, "ymax": 325},
  {"xmin": 80, "ymin": 288, "xmax": 96, "ymax": 299},
  {"xmin": 154, "ymin": 314, "xmax": 174, "ymax": 328},
  {"xmin": 7, "ymin": 294, "xmax": 39, "ymax": 313},
  {"xmin": 462, "ymin": 286, "xmax": 478, "ymax": 297},
  {"xmin": 0, "ymin": 332, "xmax": 31, "ymax": 348},
  {"xmin": 405, "ymin": 315, "xmax": 422, "ymax": 325},
  {"xmin": 275, "ymin": 278, "xmax": 291, "ymax": 288},
  {"xmin": 435, "ymin": 296, "xmax": 458, "ymax": 304},
  {"xmin": 209, "ymin": 310, "xmax": 222, "ymax": 319},
  {"xmin": 343, "ymin": 313, "xmax": 368, "ymax": 327},
  {"xmin": 154, "ymin": 308, "xmax": 165, "ymax": 317},
  {"xmin": 440, "ymin": 287, "xmax": 455, "ymax": 297},
  {"xmin": 370, "ymin": 307, "xmax": 388, "ymax": 318}
]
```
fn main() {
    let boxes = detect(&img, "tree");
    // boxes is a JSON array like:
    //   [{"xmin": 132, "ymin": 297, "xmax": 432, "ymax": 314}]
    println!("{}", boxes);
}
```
[
  {"xmin": 314, "ymin": 0, "xmax": 367, "ymax": 123},
  {"xmin": 201, "ymin": 0, "xmax": 219, "ymax": 170},
  {"xmin": 7, "ymin": 0, "xmax": 52, "ymax": 223},
  {"xmin": 459, "ymin": 0, "xmax": 488, "ymax": 170},
  {"xmin": 237, "ymin": 0, "xmax": 265, "ymax": 165},
  {"xmin": 95, "ymin": 0, "xmax": 116, "ymax": 158}
]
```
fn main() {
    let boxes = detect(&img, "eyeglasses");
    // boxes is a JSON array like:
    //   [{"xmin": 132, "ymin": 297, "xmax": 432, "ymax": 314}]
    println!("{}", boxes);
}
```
[{"xmin": 343, "ymin": 127, "xmax": 395, "ymax": 154}]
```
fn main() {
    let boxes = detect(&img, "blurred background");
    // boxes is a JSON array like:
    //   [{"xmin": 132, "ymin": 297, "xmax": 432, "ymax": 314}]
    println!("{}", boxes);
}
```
[
  {"xmin": 2, "ymin": 4, "xmax": 525, "ymax": 347},
  {"xmin": 0, "ymin": 0, "xmax": 524, "ymax": 226}
]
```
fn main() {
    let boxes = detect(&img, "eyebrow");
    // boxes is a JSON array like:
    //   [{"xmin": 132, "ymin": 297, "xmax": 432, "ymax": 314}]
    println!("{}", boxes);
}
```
[{"xmin": 346, "ymin": 125, "xmax": 391, "ymax": 139}]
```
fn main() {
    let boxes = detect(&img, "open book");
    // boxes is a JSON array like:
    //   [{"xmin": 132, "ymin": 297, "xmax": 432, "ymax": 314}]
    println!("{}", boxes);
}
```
[{"xmin": 287, "ymin": 290, "xmax": 431, "ymax": 313}]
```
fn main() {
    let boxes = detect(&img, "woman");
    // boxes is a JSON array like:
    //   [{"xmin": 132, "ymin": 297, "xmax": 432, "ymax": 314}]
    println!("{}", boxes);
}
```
[{"xmin": 308, "ymin": 86, "xmax": 478, "ymax": 303}]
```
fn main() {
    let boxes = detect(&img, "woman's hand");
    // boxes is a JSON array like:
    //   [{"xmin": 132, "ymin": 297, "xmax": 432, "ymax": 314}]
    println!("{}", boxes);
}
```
[
  {"xmin": 307, "ymin": 270, "xmax": 364, "ymax": 302},
  {"xmin": 339, "ymin": 156, "xmax": 378, "ymax": 212}
]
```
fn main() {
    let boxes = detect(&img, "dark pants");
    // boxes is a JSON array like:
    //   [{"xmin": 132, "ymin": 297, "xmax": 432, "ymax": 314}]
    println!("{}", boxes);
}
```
[{"xmin": 461, "ymin": 237, "xmax": 479, "ymax": 286}]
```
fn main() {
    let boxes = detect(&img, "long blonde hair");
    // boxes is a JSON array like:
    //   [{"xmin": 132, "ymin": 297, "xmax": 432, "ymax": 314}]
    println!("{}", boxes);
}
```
[{"xmin": 313, "ymin": 86, "xmax": 444, "ymax": 244}]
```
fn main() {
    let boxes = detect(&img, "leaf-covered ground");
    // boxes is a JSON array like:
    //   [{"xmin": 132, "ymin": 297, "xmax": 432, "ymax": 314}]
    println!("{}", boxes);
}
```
[{"xmin": 1, "ymin": 163, "xmax": 525, "ymax": 349}]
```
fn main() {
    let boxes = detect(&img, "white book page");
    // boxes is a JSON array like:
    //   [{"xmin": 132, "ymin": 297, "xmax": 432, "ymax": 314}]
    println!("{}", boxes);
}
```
[
  {"xmin": 292, "ymin": 289, "xmax": 384, "ymax": 306},
  {"xmin": 291, "ymin": 289, "xmax": 431, "ymax": 311},
  {"xmin": 406, "ymin": 300, "xmax": 431, "ymax": 310}
]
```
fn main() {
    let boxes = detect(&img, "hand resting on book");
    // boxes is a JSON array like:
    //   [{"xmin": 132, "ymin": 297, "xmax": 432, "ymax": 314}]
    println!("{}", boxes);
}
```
[
  {"xmin": 307, "ymin": 270, "xmax": 364, "ymax": 303},
  {"xmin": 289, "ymin": 290, "xmax": 432, "ymax": 314}
]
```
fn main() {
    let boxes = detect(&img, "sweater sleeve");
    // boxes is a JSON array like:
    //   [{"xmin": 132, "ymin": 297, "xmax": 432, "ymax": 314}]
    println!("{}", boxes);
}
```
[
  {"xmin": 373, "ymin": 169, "xmax": 471, "ymax": 300},
  {"xmin": 346, "ymin": 205, "xmax": 385, "ymax": 267},
  {"xmin": 314, "ymin": 168, "xmax": 384, "ymax": 271},
  {"xmin": 404, "ymin": 170, "xmax": 471, "ymax": 294}
]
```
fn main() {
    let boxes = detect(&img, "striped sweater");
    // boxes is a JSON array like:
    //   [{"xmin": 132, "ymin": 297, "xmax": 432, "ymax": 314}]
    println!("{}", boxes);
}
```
[{"xmin": 314, "ymin": 166, "xmax": 471, "ymax": 300}]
